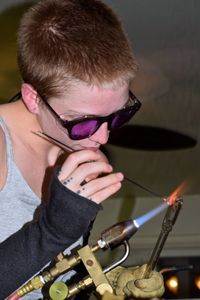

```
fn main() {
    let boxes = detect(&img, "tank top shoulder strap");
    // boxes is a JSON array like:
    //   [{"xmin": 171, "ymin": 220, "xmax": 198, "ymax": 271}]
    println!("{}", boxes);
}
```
[{"xmin": 0, "ymin": 117, "xmax": 14, "ymax": 166}]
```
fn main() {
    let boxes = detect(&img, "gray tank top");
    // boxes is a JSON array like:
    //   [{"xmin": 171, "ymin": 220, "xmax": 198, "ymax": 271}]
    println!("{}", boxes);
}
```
[
  {"xmin": 0, "ymin": 117, "xmax": 41, "ymax": 243},
  {"xmin": 0, "ymin": 117, "xmax": 83, "ymax": 299}
]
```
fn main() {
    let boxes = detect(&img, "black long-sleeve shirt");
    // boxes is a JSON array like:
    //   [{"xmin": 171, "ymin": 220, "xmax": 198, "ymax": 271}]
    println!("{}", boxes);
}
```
[{"xmin": 0, "ymin": 171, "xmax": 101, "ymax": 299}]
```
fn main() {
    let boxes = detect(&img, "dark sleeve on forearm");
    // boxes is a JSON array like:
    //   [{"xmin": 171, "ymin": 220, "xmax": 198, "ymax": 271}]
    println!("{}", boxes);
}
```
[{"xmin": 0, "ymin": 170, "xmax": 102, "ymax": 299}]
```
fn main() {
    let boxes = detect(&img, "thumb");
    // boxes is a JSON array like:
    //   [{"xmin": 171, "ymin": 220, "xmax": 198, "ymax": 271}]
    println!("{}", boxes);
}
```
[{"xmin": 134, "ymin": 271, "xmax": 164, "ymax": 291}]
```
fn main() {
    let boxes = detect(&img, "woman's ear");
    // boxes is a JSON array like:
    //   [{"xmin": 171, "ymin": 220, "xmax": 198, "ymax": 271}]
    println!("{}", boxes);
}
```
[{"xmin": 21, "ymin": 83, "xmax": 40, "ymax": 114}]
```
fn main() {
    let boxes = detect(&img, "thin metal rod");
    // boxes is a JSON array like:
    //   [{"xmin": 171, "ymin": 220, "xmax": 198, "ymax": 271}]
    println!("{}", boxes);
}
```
[
  {"xmin": 124, "ymin": 176, "xmax": 164, "ymax": 199},
  {"xmin": 33, "ymin": 131, "xmax": 164, "ymax": 198},
  {"xmin": 31, "ymin": 131, "xmax": 74, "ymax": 152}
]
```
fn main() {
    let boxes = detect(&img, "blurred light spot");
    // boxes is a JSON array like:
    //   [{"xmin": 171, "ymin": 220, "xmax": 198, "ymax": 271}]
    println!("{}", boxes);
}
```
[
  {"xmin": 195, "ymin": 275, "xmax": 200, "ymax": 290},
  {"xmin": 165, "ymin": 276, "xmax": 178, "ymax": 294}
]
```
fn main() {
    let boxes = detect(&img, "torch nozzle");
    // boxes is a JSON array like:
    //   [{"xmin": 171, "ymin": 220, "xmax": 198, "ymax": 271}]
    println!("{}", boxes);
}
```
[
  {"xmin": 98, "ymin": 219, "xmax": 139, "ymax": 249},
  {"xmin": 97, "ymin": 200, "xmax": 177, "ymax": 250}
]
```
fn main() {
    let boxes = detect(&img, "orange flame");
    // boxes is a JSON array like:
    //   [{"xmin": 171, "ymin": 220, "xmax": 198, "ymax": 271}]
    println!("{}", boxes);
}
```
[{"xmin": 164, "ymin": 180, "xmax": 189, "ymax": 206}]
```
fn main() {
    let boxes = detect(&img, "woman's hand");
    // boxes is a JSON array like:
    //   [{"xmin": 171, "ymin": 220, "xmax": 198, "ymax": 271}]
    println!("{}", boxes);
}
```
[{"xmin": 58, "ymin": 150, "xmax": 123, "ymax": 204}]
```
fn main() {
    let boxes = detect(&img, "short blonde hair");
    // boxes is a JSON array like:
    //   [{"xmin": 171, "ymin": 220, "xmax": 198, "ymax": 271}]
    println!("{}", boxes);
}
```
[{"xmin": 17, "ymin": 0, "xmax": 138, "ymax": 98}]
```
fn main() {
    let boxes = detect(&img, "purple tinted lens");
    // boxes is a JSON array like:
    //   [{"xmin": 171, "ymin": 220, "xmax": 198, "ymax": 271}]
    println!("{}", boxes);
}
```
[
  {"xmin": 70, "ymin": 119, "xmax": 99, "ymax": 139},
  {"xmin": 110, "ymin": 109, "xmax": 136, "ymax": 129}
]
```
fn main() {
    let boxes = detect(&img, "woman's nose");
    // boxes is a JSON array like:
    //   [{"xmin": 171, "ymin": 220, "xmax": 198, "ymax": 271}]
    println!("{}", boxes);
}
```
[{"xmin": 89, "ymin": 122, "xmax": 109, "ymax": 145}]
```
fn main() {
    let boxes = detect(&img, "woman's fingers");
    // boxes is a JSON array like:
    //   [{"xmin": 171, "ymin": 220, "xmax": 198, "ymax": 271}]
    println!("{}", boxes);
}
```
[
  {"xmin": 59, "ymin": 160, "xmax": 113, "ymax": 191},
  {"xmin": 83, "ymin": 149, "xmax": 109, "ymax": 182},
  {"xmin": 80, "ymin": 172, "xmax": 124, "ymax": 203},
  {"xmin": 57, "ymin": 150, "xmax": 123, "ymax": 203},
  {"xmin": 71, "ymin": 160, "xmax": 113, "ymax": 184},
  {"xmin": 58, "ymin": 150, "xmax": 101, "ymax": 180},
  {"xmin": 88, "ymin": 181, "xmax": 122, "ymax": 204}
]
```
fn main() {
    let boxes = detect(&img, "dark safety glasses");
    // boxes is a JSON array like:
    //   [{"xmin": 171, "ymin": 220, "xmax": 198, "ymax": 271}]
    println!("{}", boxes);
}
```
[
  {"xmin": 40, "ymin": 91, "xmax": 141, "ymax": 140},
  {"xmin": 10, "ymin": 90, "xmax": 141, "ymax": 140}
]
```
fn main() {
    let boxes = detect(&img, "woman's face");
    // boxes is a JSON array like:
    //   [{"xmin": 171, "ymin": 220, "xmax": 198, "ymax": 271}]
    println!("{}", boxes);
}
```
[{"xmin": 38, "ymin": 81, "xmax": 130, "ymax": 152}]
